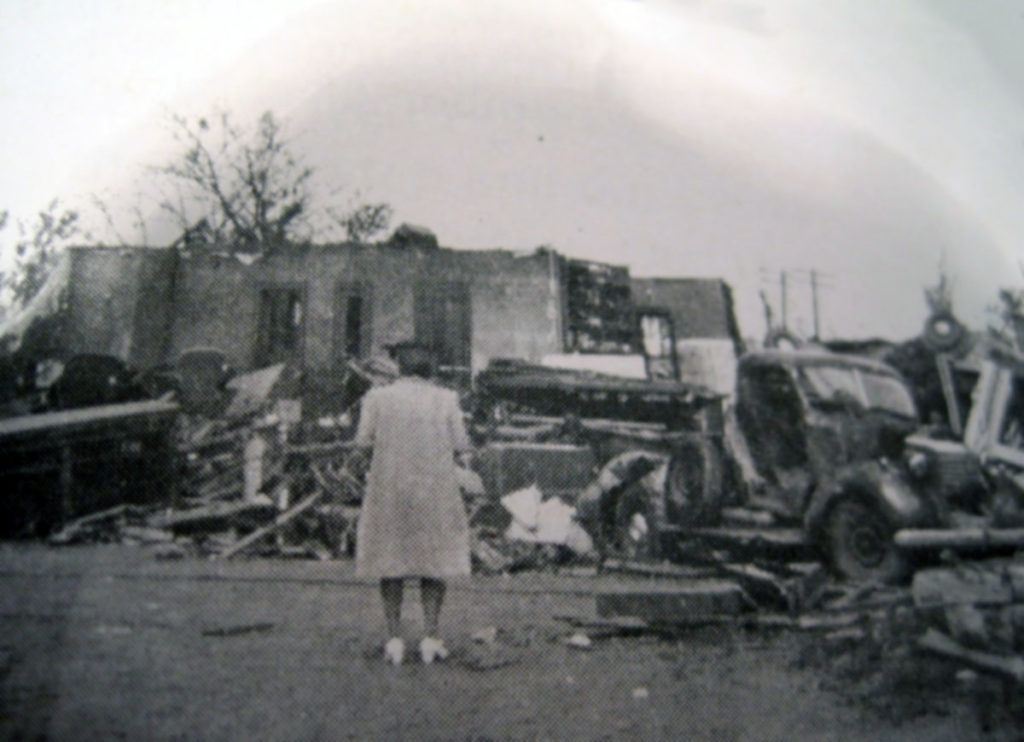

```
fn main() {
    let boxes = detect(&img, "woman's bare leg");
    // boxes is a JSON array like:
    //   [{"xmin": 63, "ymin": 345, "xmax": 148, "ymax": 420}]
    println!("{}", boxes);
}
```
[
  {"xmin": 420, "ymin": 578, "xmax": 446, "ymax": 637},
  {"xmin": 380, "ymin": 578, "xmax": 404, "ymax": 637}
]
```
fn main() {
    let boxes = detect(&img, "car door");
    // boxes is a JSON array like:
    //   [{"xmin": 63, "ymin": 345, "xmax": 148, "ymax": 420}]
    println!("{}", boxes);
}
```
[{"xmin": 736, "ymin": 362, "xmax": 810, "ymax": 518}]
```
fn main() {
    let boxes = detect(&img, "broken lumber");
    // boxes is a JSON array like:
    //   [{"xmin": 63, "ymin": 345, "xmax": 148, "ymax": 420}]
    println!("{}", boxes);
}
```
[
  {"xmin": 119, "ymin": 525, "xmax": 175, "ymax": 544},
  {"xmin": 797, "ymin": 613, "xmax": 864, "ymax": 631},
  {"xmin": 218, "ymin": 488, "xmax": 324, "ymax": 559},
  {"xmin": 149, "ymin": 500, "xmax": 276, "ymax": 531},
  {"xmin": 283, "ymin": 440, "xmax": 356, "ymax": 458},
  {"xmin": 720, "ymin": 507, "xmax": 776, "ymax": 528},
  {"xmin": 684, "ymin": 527, "xmax": 808, "ymax": 548},
  {"xmin": 716, "ymin": 563, "xmax": 788, "ymax": 610},
  {"xmin": 596, "ymin": 580, "xmax": 748, "ymax": 622},
  {"xmin": 895, "ymin": 527, "xmax": 1024, "ymax": 551},
  {"xmin": 48, "ymin": 504, "xmax": 128, "ymax": 544},
  {"xmin": 180, "ymin": 428, "xmax": 247, "ymax": 455},
  {"xmin": 311, "ymin": 463, "xmax": 363, "ymax": 503},
  {"xmin": 918, "ymin": 627, "xmax": 1024, "ymax": 684},
  {"xmin": 554, "ymin": 614, "xmax": 651, "ymax": 639},
  {"xmin": 912, "ymin": 562, "xmax": 1024, "ymax": 609},
  {"xmin": 601, "ymin": 558, "xmax": 719, "ymax": 579},
  {"xmin": 782, "ymin": 562, "xmax": 828, "ymax": 614},
  {"xmin": 826, "ymin": 578, "xmax": 885, "ymax": 611}
]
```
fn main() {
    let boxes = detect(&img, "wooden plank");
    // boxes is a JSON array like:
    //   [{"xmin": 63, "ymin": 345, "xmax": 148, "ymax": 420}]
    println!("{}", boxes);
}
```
[
  {"xmin": 596, "ymin": 580, "xmax": 747, "ymax": 622},
  {"xmin": 716, "ymin": 563, "xmax": 788, "ymax": 610},
  {"xmin": 825, "ymin": 578, "xmax": 884, "ymax": 611},
  {"xmin": 48, "ymin": 504, "xmax": 129, "ymax": 545},
  {"xmin": 180, "ymin": 429, "xmax": 248, "ymax": 454},
  {"xmin": 0, "ymin": 400, "xmax": 178, "ymax": 442},
  {"xmin": 935, "ymin": 354, "xmax": 963, "ymax": 436},
  {"xmin": 720, "ymin": 507, "xmax": 776, "ymax": 528},
  {"xmin": 797, "ymin": 613, "xmax": 863, "ymax": 631},
  {"xmin": 601, "ymin": 558, "xmax": 719, "ymax": 579},
  {"xmin": 218, "ymin": 487, "xmax": 324, "ymax": 559},
  {"xmin": 896, "ymin": 528, "xmax": 1024, "ymax": 551},
  {"xmin": 912, "ymin": 563, "xmax": 1024, "ymax": 608},
  {"xmin": 283, "ymin": 440, "xmax": 357, "ymax": 458},
  {"xmin": 149, "ymin": 500, "xmax": 276, "ymax": 530},
  {"xmin": 684, "ymin": 527, "xmax": 808, "ymax": 548},
  {"xmin": 918, "ymin": 628, "xmax": 1024, "ymax": 684}
]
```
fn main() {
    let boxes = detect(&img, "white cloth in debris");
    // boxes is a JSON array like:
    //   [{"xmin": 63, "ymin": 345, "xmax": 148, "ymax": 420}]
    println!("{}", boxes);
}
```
[{"xmin": 353, "ymin": 377, "xmax": 472, "ymax": 578}]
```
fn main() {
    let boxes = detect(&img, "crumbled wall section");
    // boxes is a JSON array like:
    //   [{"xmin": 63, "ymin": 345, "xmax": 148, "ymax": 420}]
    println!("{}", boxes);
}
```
[
  {"xmin": 65, "ymin": 247, "xmax": 176, "ymax": 366},
  {"xmin": 631, "ymin": 277, "xmax": 743, "ymax": 349}
]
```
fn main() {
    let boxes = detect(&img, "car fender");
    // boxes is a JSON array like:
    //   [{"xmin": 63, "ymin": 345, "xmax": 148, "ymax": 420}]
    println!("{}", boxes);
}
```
[{"xmin": 804, "ymin": 460, "xmax": 932, "ymax": 536}]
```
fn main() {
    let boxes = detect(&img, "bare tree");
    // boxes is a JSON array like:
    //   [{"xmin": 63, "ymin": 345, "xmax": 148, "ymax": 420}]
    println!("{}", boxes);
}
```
[
  {"xmin": 327, "ymin": 198, "xmax": 393, "ymax": 243},
  {"xmin": 90, "ymin": 191, "xmax": 150, "ymax": 247},
  {"xmin": 156, "ymin": 108, "xmax": 392, "ymax": 252},
  {"xmin": 0, "ymin": 200, "xmax": 80, "ymax": 316},
  {"xmin": 156, "ymin": 109, "xmax": 314, "ymax": 254}
]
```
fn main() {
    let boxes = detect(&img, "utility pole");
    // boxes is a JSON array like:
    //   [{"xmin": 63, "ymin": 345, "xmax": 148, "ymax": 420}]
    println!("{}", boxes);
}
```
[
  {"xmin": 780, "ymin": 270, "xmax": 788, "ymax": 330},
  {"xmin": 810, "ymin": 269, "xmax": 820, "ymax": 340}
]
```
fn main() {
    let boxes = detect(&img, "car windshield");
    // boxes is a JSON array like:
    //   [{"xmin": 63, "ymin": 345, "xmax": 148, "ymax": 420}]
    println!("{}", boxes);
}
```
[
  {"xmin": 860, "ymin": 371, "xmax": 917, "ymax": 418},
  {"xmin": 800, "ymin": 365, "xmax": 917, "ymax": 418}
]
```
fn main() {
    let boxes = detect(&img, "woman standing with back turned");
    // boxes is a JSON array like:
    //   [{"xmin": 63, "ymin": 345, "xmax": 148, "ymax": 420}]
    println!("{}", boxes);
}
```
[{"xmin": 352, "ymin": 342, "xmax": 472, "ymax": 665}]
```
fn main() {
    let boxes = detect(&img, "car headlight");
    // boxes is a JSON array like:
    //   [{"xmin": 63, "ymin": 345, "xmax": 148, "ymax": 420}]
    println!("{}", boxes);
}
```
[{"xmin": 907, "ymin": 451, "xmax": 929, "ymax": 479}]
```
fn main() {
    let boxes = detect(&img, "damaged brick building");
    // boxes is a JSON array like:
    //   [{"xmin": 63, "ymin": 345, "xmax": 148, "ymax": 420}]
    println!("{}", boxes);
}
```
[{"xmin": 35, "ymin": 230, "xmax": 743, "ymax": 402}]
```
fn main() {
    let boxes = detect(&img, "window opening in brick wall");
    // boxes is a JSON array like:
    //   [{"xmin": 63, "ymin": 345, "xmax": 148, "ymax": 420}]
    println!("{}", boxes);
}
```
[
  {"xmin": 334, "ymin": 282, "xmax": 373, "ymax": 366},
  {"xmin": 257, "ymin": 286, "xmax": 304, "ymax": 365}
]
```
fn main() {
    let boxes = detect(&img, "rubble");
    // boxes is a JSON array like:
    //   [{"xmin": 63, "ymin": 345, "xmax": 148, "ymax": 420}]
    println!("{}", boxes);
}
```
[
  {"xmin": 596, "ymin": 580, "xmax": 750, "ymax": 623},
  {"xmin": 918, "ymin": 628, "xmax": 1024, "ymax": 684},
  {"xmin": 26, "ymin": 319, "xmax": 1024, "ymax": 704}
]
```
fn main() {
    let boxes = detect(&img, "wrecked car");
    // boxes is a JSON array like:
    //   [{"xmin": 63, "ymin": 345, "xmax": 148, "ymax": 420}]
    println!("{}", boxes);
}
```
[
  {"xmin": 47, "ymin": 354, "xmax": 150, "ymax": 411},
  {"xmin": 733, "ymin": 349, "xmax": 924, "ymax": 581},
  {"xmin": 581, "ymin": 349, "xmax": 932, "ymax": 583},
  {"xmin": 140, "ymin": 347, "xmax": 235, "ymax": 416},
  {"xmin": 480, "ymin": 348, "xmax": 943, "ymax": 582}
]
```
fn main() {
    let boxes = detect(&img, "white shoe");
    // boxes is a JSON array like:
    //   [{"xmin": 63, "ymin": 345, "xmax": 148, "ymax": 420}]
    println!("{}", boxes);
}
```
[
  {"xmin": 420, "ymin": 637, "xmax": 449, "ymax": 665},
  {"xmin": 384, "ymin": 637, "xmax": 405, "ymax": 665}
]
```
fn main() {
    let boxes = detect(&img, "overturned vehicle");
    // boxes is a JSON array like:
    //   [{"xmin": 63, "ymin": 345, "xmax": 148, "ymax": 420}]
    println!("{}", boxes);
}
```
[{"xmin": 476, "ymin": 347, "xmax": 1000, "ymax": 583}]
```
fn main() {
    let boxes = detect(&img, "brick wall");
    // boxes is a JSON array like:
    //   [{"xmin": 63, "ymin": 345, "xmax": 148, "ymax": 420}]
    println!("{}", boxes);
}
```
[{"xmin": 69, "ymin": 244, "xmax": 564, "ymax": 375}]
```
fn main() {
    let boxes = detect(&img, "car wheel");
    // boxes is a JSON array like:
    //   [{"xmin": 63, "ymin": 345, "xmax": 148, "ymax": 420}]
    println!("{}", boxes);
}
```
[
  {"xmin": 665, "ymin": 436, "xmax": 723, "ymax": 527},
  {"xmin": 825, "ymin": 496, "xmax": 909, "ymax": 583}
]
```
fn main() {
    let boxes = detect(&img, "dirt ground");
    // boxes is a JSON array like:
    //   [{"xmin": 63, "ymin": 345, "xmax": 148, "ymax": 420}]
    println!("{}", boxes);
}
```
[{"xmin": 0, "ymin": 543, "xmax": 1007, "ymax": 741}]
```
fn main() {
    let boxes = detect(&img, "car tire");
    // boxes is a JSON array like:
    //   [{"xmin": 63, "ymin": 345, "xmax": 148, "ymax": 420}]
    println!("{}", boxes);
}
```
[
  {"xmin": 665, "ymin": 436, "xmax": 723, "ymax": 527},
  {"xmin": 922, "ymin": 311, "xmax": 966, "ymax": 353},
  {"xmin": 824, "ymin": 495, "xmax": 909, "ymax": 584}
]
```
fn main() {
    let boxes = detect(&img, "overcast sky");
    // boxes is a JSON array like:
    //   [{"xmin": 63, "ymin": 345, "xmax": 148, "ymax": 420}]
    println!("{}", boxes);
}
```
[{"xmin": 1, "ymin": 0, "xmax": 1021, "ymax": 341}]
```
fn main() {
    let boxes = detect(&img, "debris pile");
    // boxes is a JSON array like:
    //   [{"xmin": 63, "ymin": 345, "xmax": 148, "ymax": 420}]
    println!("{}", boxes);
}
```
[
  {"xmin": 47, "ymin": 446, "xmax": 362, "ymax": 561},
  {"xmin": 913, "ymin": 559, "xmax": 1024, "ymax": 683},
  {"xmin": 45, "ymin": 361, "xmax": 365, "ymax": 560},
  {"xmin": 468, "ymin": 482, "xmax": 596, "ymax": 574},
  {"xmin": 43, "ymin": 357, "xmax": 605, "ymax": 568},
  {"xmin": 779, "ymin": 557, "xmax": 1024, "ymax": 728}
]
